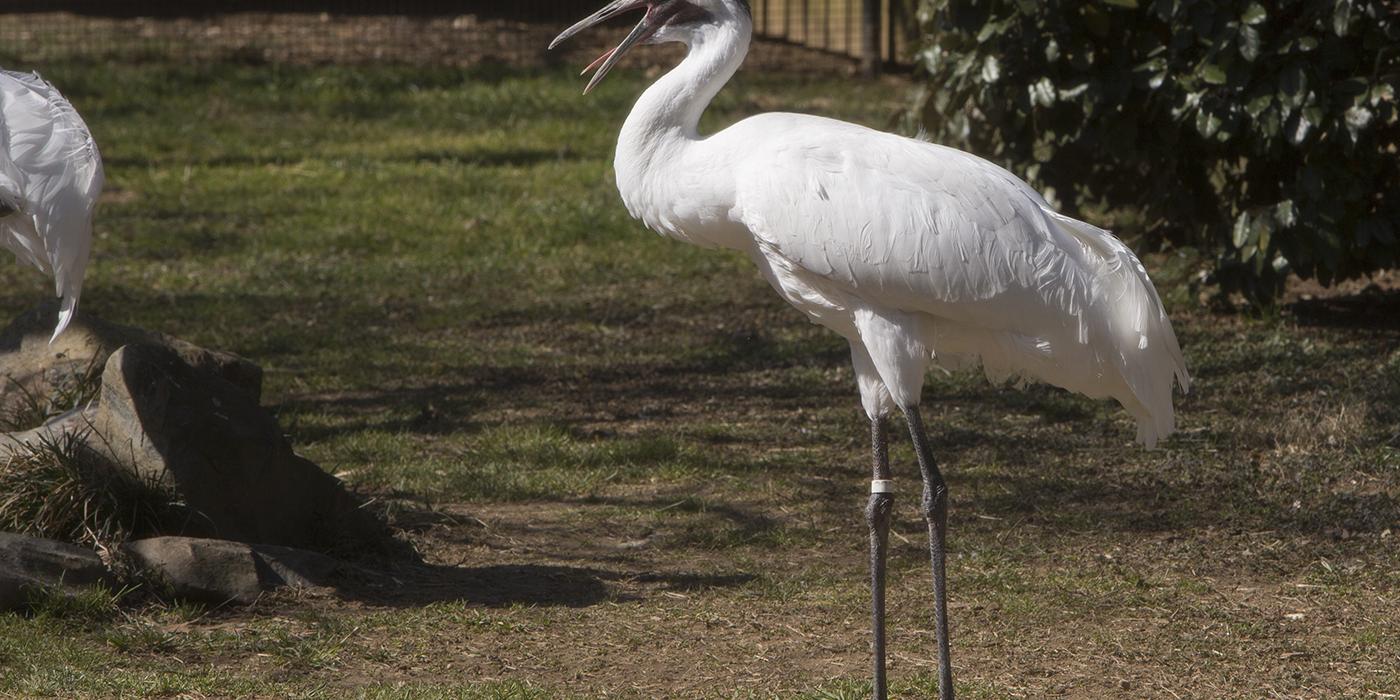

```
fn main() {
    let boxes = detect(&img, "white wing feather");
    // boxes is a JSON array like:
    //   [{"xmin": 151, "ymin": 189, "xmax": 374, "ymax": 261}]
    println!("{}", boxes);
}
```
[
  {"xmin": 0, "ymin": 70, "xmax": 104, "ymax": 341},
  {"xmin": 725, "ymin": 113, "xmax": 1189, "ymax": 446}
]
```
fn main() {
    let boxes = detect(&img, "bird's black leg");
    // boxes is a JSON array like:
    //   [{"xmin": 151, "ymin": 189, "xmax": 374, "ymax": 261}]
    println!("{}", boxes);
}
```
[
  {"xmin": 866, "ymin": 416, "xmax": 894, "ymax": 700},
  {"xmin": 905, "ymin": 406, "xmax": 954, "ymax": 700}
]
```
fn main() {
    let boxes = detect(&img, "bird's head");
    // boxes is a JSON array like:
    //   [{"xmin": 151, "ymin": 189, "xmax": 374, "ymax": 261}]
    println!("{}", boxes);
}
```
[{"xmin": 550, "ymin": 0, "xmax": 751, "ymax": 93}]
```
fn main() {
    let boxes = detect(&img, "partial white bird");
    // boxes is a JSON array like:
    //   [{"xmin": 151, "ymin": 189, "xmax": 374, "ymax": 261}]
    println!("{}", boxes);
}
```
[
  {"xmin": 552, "ymin": 2, "xmax": 1189, "ymax": 698},
  {"xmin": 0, "ymin": 69, "xmax": 104, "ymax": 341}
]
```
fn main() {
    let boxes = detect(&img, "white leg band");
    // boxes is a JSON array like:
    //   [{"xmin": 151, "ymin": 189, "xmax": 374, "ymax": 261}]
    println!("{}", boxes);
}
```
[{"xmin": 870, "ymin": 479, "xmax": 895, "ymax": 494}]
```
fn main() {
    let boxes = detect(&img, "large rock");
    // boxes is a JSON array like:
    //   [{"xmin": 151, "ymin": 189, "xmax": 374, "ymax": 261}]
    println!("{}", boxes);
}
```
[
  {"xmin": 0, "ymin": 405, "xmax": 94, "ymax": 460},
  {"xmin": 123, "ymin": 536, "xmax": 346, "ymax": 605},
  {"xmin": 87, "ymin": 343, "xmax": 380, "ymax": 549},
  {"xmin": 0, "ymin": 531, "xmax": 114, "ymax": 611},
  {"xmin": 0, "ymin": 301, "xmax": 262, "ymax": 429},
  {"xmin": 0, "ymin": 306, "xmax": 386, "ymax": 554}
]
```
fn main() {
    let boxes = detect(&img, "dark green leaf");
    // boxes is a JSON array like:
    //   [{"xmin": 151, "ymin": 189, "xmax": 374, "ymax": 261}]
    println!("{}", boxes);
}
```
[
  {"xmin": 1196, "ymin": 109, "xmax": 1223, "ymax": 138},
  {"xmin": 1279, "ymin": 66, "xmax": 1308, "ymax": 106},
  {"xmin": 1241, "ymin": 3, "xmax": 1267, "ymax": 25},
  {"xmin": 1344, "ymin": 105, "xmax": 1373, "ymax": 139},
  {"xmin": 1233, "ymin": 212, "xmax": 1251, "ymax": 248},
  {"xmin": 981, "ymin": 55, "xmax": 1002, "ymax": 82},
  {"xmin": 1245, "ymin": 94, "xmax": 1273, "ymax": 118},
  {"xmin": 1289, "ymin": 111, "xmax": 1312, "ymax": 144},
  {"xmin": 1058, "ymin": 81, "xmax": 1090, "ymax": 100},
  {"xmin": 1029, "ymin": 77, "xmax": 1056, "ymax": 107},
  {"xmin": 1333, "ymin": 0, "xmax": 1353, "ymax": 37},
  {"xmin": 1238, "ymin": 26, "xmax": 1260, "ymax": 61},
  {"xmin": 1371, "ymin": 82, "xmax": 1396, "ymax": 106},
  {"xmin": 1260, "ymin": 109, "xmax": 1281, "ymax": 137}
]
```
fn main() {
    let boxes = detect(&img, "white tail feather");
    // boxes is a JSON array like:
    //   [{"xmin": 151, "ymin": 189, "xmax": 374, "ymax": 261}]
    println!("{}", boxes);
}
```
[
  {"xmin": 0, "ymin": 69, "xmax": 104, "ymax": 342},
  {"xmin": 1044, "ymin": 210, "xmax": 1190, "ymax": 447}
]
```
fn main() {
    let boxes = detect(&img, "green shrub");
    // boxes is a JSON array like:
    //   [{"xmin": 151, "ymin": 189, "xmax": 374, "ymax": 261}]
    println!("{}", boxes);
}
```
[{"xmin": 912, "ymin": 0, "xmax": 1399, "ymax": 301}]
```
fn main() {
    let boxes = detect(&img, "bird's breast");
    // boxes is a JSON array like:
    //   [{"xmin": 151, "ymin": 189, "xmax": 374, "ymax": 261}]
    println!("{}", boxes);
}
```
[{"xmin": 615, "ymin": 144, "xmax": 749, "ymax": 251}]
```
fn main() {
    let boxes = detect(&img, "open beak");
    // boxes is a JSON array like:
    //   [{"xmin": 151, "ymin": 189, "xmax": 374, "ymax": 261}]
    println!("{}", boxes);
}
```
[{"xmin": 549, "ymin": 0, "xmax": 654, "ymax": 94}]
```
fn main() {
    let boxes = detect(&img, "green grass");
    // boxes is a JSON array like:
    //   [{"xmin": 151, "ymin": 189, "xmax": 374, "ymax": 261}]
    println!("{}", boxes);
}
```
[
  {"xmin": 0, "ymin": 53, "xmax": 1396, "ymax": 699},
  {"xmin": 0, "ymin": 433, "xmax": 182, "ymax": 551}
]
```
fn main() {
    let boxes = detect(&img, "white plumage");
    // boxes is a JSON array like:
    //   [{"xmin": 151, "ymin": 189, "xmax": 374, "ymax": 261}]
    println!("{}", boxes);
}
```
[
  {"xmin": 725, "ymin": 114, "xmax": 1190, "ymax": 445},
  {"xmin": 553, "ymin": 1, "xmax": 1188, "ymax": 697},
  {"xmin": 603, "ymin": 16, "xmax": 1189, "ymax": 446},
  {"xmin": 0, "ymin": 70, "xmax": 104, "ymax": 341}
]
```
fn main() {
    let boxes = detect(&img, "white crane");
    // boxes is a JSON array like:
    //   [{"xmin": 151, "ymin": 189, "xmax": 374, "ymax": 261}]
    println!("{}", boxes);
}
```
[
  {"xmin": 0, "ymin": 70, "xmax": 104, "ymax": 341},
  {"xmin": 552, "ymin": 1, "xmax": 1189, "ymax": 698}
]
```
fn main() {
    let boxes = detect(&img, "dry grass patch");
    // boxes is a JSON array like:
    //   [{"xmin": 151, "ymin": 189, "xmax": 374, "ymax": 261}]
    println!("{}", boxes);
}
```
[{"xmin": 0, "ymin": 435, "xmax": 180, "ymax": 553}]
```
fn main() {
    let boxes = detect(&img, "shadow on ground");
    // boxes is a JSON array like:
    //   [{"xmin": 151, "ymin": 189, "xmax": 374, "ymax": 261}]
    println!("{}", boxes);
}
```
[
  {"xmin": 329, "ymin": 560, "xmax": 755, "ymax": 609},
  {"xmin": 1288, "ymin": 286, "xmax": 1400, "ymax": 331},
  {"xmin": 310, "ymin": 492, "xmax": 766, "ymax": 610}
]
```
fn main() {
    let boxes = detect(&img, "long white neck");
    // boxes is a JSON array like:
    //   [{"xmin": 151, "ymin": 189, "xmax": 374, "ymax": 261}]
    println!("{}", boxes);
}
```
[
  {"xmin": 619, "ymin": 16, "xmax": 750, "ymax": 146},
  {"xmin": 613, "ymin": 11, "xmax": 752, "ymax": 248}
]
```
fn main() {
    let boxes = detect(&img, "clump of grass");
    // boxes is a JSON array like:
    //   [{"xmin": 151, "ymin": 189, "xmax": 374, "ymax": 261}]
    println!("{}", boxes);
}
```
[
  {"xmin": 804, "ymin": 684, "xmax": 872, "ymax": 700},
  {"xmin": 0, "ymin": 355, "xmax": 105, "ymax": 432},
  {"xmin": 23, "ymin": 583, "xmax": 128, "ymax": 627},
  {"xmin": 104, "ymin": 622, "xmax": 179, "ymax": 654},
  {"xmin": 0, "ymin": 432, "xmax": 182, "ymax": 553}
]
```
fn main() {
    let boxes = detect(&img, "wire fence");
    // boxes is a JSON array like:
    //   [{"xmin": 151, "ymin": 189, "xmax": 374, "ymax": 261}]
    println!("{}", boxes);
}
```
[
  {"xmin": 0, "ymin": 1, "xmax": 916, "ymax": 69},
  {"xmin": 750, "ymin": 0, "xmax": 915, "ymax": 68}
]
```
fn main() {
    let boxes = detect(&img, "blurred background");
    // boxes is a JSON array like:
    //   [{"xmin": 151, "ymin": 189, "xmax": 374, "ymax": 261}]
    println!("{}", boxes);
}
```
[{"xmin": 0, "ymin": 0, "xmax": 914, "ymax": 71}]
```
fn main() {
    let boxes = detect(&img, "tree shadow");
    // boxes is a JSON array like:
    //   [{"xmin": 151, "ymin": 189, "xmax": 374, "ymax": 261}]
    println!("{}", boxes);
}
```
[
  {"xmin": 390, "ymin": 562, "xmax": 754, "ymax": 607},
  {"xmin": 347, "ymin": 562, "xmax": 612, "ymax": 608},
  {"xmin": 328, "ymin": 559, "xmax": 754, "ymax": 609},
  {"xmin": 946, "ymin": 424, "xmax": 1400, "ymax": 540},
  {"xmin": 297, "ymin": 490, "xmax": 765, "ymax": 609},
  {"xmin": 101, "ymin": 146, "xmax": 577, "ymax": 171},
  {"xmin": 1287, "ymin": 286, "xmax": 1400, "ymax": 331}
]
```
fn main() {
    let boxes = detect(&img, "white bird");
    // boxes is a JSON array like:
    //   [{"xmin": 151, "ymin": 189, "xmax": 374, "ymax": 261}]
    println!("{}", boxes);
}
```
[
  {"xmin": 551, "ymin": 2, "xmax": 1189, "ymax": 698},
  {"xmin": 0, "ymin": 70, "xmax": 104, "ymax": 341}
]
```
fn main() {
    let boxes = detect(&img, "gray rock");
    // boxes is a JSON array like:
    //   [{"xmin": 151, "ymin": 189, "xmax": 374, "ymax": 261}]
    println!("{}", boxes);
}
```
[
  {"xmin": 0, "ymin": 305, "xmax": 385, "ymax": 554},
  {"xmin": 88, "ymin": 343, "xmax": 381, "ymax": 549},
  {"xmin": 0, "ymin": 572, "xmax": 46, "ymax": 611},
  {"xmin": 0, "ymin": 405, "xmax": 95, "ymax": 460},
  {"xmin": 0, "ymin": 531, "xmax": 114, "ymax": 610},
  {"xmin": 123, "ymin": 536, "xmax": 345, "ymax": 605},
  {"xmin": 0, "ymin": 300, "xmax": 262, "ymax": 429}
]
